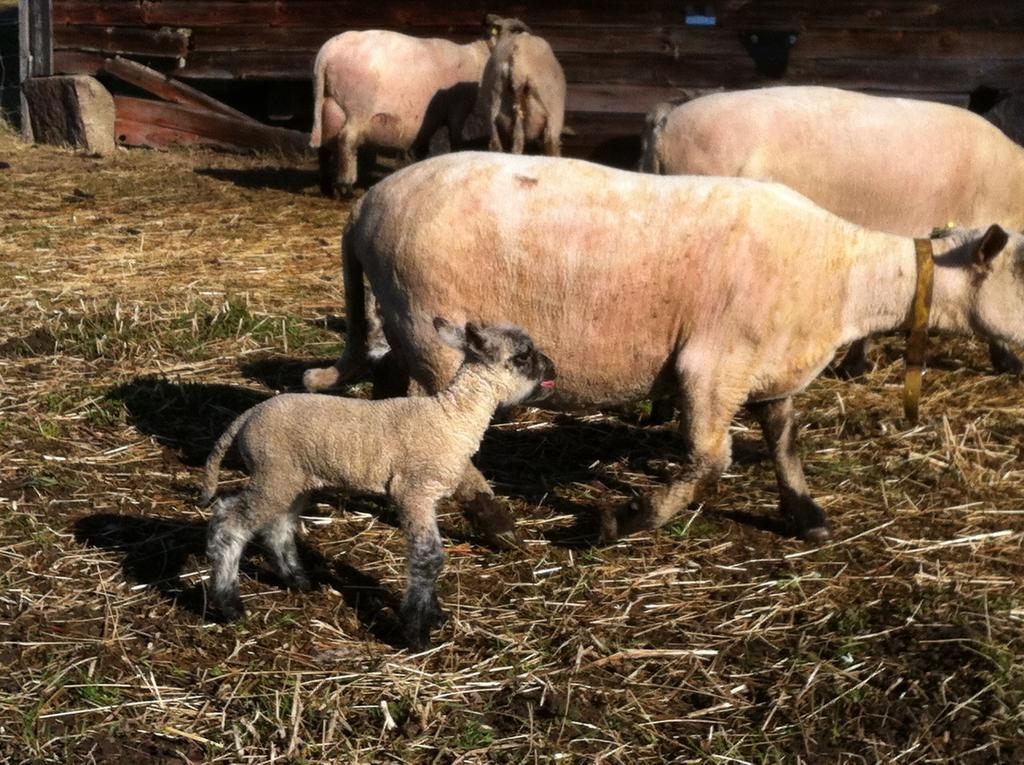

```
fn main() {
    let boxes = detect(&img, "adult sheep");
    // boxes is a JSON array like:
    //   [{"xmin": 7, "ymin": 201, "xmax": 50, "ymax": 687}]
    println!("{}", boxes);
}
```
[
  {"xmin": 304, "ymin": 153, "xmax": 1024, "ymax": 544},
  {"xmin": 311, "ymin": 29, "xmax": 491, "ymax": 197},
  {"xmin": 462, "ymin": 15, "xmax": 567, "ymax": 155},
  {"xmin": 639, "ymin": 85, "xmax": 1024, "ymax": 375}
]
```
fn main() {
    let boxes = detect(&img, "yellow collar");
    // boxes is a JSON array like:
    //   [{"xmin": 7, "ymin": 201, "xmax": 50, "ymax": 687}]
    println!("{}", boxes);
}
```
[{"xmin": 903, "ymin": 238, "xmax": 935, "ymax": 423}]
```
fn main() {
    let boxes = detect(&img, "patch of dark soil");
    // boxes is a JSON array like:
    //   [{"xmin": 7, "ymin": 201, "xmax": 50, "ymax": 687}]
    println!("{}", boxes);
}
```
[{"xmin": 0, "ymin": 327, "xmax": 58, "ymax": 356}]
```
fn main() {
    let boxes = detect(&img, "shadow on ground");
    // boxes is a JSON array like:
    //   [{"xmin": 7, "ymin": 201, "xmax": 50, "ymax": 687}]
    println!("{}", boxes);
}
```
[
  {"xmin": 194, "ymin": 166, "xmax": 319, "ymax": 194},
  {"xmin": 73, "ymin": 512, "xmax": 405, "ymax": 646}
]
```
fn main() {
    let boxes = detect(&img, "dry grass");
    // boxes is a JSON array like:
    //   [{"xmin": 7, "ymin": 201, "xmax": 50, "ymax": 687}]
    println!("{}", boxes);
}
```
[{"xmin": 1, "ymin": 121, "xmax": 1023, "ymax": 764}]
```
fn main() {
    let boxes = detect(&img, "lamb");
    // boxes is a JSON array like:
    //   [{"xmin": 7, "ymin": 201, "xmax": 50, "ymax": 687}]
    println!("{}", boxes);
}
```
[
  {"xmin": 462, "ymin": 15, "xmax": 566, "ymax": 155},
  {"xmin": 639, "ymin": 86, "xmax": 1024, "ymax": 376},
  {"xmin": 202, "ymin": 318, "xmax": 555, "ymax": 650},
  {"xmin": 304, "ymin": 152, "xmax": 1024, "ymax": 545}
]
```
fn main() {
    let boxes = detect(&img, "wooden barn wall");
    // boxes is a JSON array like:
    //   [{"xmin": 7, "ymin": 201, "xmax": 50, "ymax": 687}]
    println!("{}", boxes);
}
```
[{"xmin": 45, "ymin": 0, "xmax": 1024, "ymax": 162}]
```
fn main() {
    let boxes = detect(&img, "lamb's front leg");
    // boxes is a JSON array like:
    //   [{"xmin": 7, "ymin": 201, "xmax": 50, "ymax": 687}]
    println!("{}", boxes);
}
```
[
  {"xmin": 398, "ymin": 495, "xmax": 448, "ymax": 651},
  {"xmin": 451, "ymin": 465, "xmax": 522, "ymax": 551},
  {"xmin": 746, "ymin": 396, "xmax": 831, "ymax": 543}
]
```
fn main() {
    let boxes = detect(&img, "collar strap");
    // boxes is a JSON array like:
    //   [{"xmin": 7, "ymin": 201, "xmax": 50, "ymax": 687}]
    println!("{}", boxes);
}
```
[{"xmin": 903, "ymin": 238, "xmax": 935, "ymax": 423}]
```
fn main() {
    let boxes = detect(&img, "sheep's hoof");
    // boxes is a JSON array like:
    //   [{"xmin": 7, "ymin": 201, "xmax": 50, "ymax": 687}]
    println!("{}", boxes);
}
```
[
  {"xmin": 781, "ymin": 495, "xmax": 832, "ymax": 544},
  {"xmin": 801, "ymin": 525, "xmax": 833, "ymax": 545},
  {"xmin": 989, "ymin": 343, "xmax": 1024, "ymax": 376},
  {"xmin": 599, "ymin": 497, "xmax": 653, "ymax": 544},
  {"xmin": 833, "ymin": 356, "xmax": 873, "ymax": 380},
  {"xmin": 464, "ymin": 494, "xmax": 524, "ymax": 551}
]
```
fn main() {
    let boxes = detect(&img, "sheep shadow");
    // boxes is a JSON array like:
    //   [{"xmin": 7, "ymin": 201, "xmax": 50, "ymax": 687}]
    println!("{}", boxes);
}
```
[
  {"xmin": 194, "ymin": 166, "xmax": 320, "ymax": 195},
  {"xmin": 106, "ymin": 377, "xmax": 271, "ymax": 467},
  {"xmin": 73, "ymin": 512, "xmax": 404, "ymax": 645}
]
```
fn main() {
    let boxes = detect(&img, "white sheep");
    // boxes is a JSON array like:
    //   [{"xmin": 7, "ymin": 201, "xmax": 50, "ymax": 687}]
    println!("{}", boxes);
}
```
[{"xmin": 202, "ymin": 319, "xmax": 555, "ymax": 650}]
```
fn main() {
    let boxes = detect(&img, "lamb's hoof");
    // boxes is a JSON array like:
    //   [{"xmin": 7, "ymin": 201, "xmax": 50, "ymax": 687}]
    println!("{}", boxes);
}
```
[
  {"xmin": 285, "ymin": 571, "xmax": 314, "ymax": 593},
  {"xmin": 989, "ymin": 345, "xmax": 1024, "ymax": 376},
  {"xmin": 303, "ymin": 366, "xmax": 338, "ymax": 392},
  {"xmin": 217, "ymin": 595, "xmax": 246, "ymax": 622},
  {"xmin": 402, "ymin": 599, "xmax": 449, "ymax": 652},
  {"xmin": 465, "ymin": 494, "xmax": 523, "ymax": 551}
]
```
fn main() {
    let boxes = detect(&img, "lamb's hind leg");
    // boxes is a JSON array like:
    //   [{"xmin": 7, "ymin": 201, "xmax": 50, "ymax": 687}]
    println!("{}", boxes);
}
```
[
  {"xmin": 601, "ymin": 365, "xmax": 743, "ymax": 542},
  {"xmin": 259, "ymin": 494, "xmax": 313, "ymax": 592},
  {"xmin": 397, "ymin": 493, "xmax": 448, "ymax": 651},
  {"xmin": 206, "ymin": 494, "xmax": 259, "ymax": 620},
  {"xmin": 747, "ymin": 396, "xmax": 831, "ymax": 543}
]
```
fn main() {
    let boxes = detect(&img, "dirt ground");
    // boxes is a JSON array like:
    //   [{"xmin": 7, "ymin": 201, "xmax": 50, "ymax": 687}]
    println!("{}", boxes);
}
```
[{"xmin": 1, "ymin": 122, "xmax": 1023, "ymax": 764}]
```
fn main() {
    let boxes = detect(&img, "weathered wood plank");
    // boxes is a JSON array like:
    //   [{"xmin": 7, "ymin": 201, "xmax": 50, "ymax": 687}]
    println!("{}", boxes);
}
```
[
  {"xmin": 721, "ymin": 1, "xmax": 1024, "ymax": 29},
  {"xmin": 54, "ymin": 24, "xmax": 191, "ymax": 57},
  {"xmin": 113, "ymin": 95, "xmax": 309, "ymax": 153},
  {"xmin": 103, "ymin": 56, "xmax": 261, "ymax": 124}
]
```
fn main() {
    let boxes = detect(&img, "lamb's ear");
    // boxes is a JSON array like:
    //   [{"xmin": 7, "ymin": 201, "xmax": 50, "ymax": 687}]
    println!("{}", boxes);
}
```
[
  {"xmin": 434, "ymin": 317, "xmax": 466, "ymax": 351},
  {"xmin": 973, "ymin": 224, "xmax": 1010, "ymax": 268},
  {"xmin": 506, "ymin": 18, "xmax": 532, "ymax": 34},
  {"xmin": 464, "ymin": 322, "xmax": 498, "ymax": 361}
]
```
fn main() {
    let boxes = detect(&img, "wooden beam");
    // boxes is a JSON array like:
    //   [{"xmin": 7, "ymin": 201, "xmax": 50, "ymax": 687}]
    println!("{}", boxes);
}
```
[
  {"xmin": 103, "ymin": 56, "xmax": 261, "ymax": 125},
  {"xmin": 54, "ymin": 24, "xmax": 191, "ymax": 58},
  {"xmin": 19, "ymin": 0, "xmax": 54, "ymax": 138},
  {"xmin": 113, "ymin": 95, "xmax": 309, "ymax": 154}
]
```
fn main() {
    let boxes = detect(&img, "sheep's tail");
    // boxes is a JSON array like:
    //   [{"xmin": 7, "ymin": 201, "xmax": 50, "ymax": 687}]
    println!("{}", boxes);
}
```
[
  {"xmin": 303, "ymin": 208, "xmax": 373, "ymax": 390},
  {"xmin": 200, "ymin": 409, "xmax": 255, "ymax": 507},
  {"xmin": 639, "ymin": 101, "xmax": 673, "ymax": 174},
  {"xmin": 310, "ymin": 46, "xmax": 328, "ymax": 148}
]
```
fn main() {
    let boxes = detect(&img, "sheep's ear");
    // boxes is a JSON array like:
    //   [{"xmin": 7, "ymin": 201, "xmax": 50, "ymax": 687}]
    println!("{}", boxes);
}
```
[
  {"xmin": 506, "ymin": 18, "xmax": 531, "ymax": 34},
  {"xmin": 464, "ymin": 322, "xmax": 499, "ymax": 361},
  {"xmin": 434, "ymin": 317, "xmax": 466, "ymax": 351},
  {"xmin": 973, "ymin": 224, "xmax": 1010, "ymax": 268}
]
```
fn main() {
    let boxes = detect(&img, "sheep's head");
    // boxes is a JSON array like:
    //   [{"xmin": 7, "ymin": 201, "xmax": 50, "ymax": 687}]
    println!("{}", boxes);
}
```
[
  {"xmin": 483, "ymin": 14, "xmax": 532, "ymax": 48},
  {"xmin": 434, "ymin": 317, "xmax": 556, "ymax": 405}
]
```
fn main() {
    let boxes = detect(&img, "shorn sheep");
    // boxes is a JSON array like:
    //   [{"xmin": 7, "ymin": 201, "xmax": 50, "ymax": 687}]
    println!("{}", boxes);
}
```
[{"xmin": 202, "ymin": 319, "xmax": 555, "ymax": 650}]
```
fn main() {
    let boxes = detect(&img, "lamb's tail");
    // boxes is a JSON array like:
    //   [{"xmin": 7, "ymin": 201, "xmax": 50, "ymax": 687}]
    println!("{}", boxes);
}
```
[
  {"xmin": 310, "ymin": 46, "xmax": 328, "ymax": 148},
  {"xmin": 200, "ymin": 409, "xmax": 256, "ymax": 507},
  {"xmin": 303, "ymin": 207, "xmax": 374, "ymax": 390},
  {"xmin": 639, "ymin": 101, "xmax": 673, "ymax": 174}
]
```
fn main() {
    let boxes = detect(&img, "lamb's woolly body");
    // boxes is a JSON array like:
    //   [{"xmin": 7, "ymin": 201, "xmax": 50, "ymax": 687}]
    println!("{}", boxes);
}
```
[
  {"xmin": 305, "ymin": 151, "xmax": 1024, "ymax": 544},
  {"xmin": 207, "ymin": 325, "xmax": 553, "ymax": 650}
]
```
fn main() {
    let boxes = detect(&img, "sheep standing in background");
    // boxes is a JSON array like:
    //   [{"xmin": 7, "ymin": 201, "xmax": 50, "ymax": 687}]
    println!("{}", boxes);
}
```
[
  {"xmin": 310, "ymin": 30, "xmax": 490, "ymax": 198},
  {"xmin": 463, "ymin": 15, "xmax": 566, "ymax": 155},
  {"xmin": 639, "ymin": 86, "xmax": 1024, "ymax": 376},
  {"xmin": 202, "ymin": 319, "xmax": 555, "ymax": 650}
]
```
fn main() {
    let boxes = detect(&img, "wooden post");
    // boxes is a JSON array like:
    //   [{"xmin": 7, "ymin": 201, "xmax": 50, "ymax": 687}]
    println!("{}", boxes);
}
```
[{"xmin": 18, "ymin": 0, "xmax": 53, "ymax": 139}]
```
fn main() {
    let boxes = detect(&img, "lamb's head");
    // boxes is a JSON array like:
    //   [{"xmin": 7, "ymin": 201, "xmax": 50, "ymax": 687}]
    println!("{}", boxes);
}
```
[
  {"xmin": 434, "ymin": 317, "xmax": 556, "ymax": 406},
  {"xmin": 948, "ymin": 225, "xmax": 1024, "ymax": 346}
]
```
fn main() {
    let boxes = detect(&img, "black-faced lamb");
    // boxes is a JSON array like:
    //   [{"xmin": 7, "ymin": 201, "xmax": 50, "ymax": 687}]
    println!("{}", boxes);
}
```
[{"xmin": 202, "ymin": 319, "xmax": 555, "ymax": 650}]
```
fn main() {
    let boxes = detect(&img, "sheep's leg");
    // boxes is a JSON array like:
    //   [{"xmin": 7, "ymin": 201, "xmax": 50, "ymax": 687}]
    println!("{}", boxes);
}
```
[
  {"xmin": 488, "ymin": 99, "xmax": 505, "ymax": 152},
  {"xmin": 334, "ymin": 129, "xmax": 359, "ymax": 198},
  {"xmin": 397, "ymin": 495, "xmax": 448, "ymax": 651},
  {"xmin": 601, "ymin": 372, "xmax": 740, "ymax": 542},
  {"xmin": 747, "ymin": 396, "xmax": 831, "ymax": 543},
  {"xmin": 835, "ymin": 337, "xmax": 875, "ymax": 379},
  {"xmin": 510, "ymin": 84, "xmax": 528, "ymax": 155},
  {"xmin": 988, "ymin": 339, "xmax": 1024, "ymax": 375},
  {"xmin": 542, "ymin": 125, "xmax": 561, "ymax": 157},
  {"xmin": 206, "ymin": 495, "xmax": 258, "ymax": 620},
  {"xmin": 318, "ymin": 141, "xmax": 338, "ymax": 197},
  {"xmin": 259, "ymin": 498, "xmax": 313, "ymax": 592}
]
